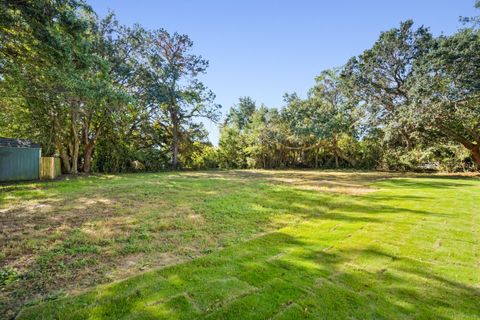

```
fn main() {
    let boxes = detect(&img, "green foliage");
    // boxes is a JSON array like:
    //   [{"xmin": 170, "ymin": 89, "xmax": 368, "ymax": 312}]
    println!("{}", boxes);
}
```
[
  {"xmin": 0, "ymin": 2, "xmax": 139, "ymax": 173},
  {"xmin": 2, "ymin": 1, "xmax": 480, "ymax": 173},
  {"xmin": 218, "ymin": 126, "xmax": 249, "ymax": 169},
  {"xmin": 344, "ymin": 20, "xmax": 433, "ymax": 149},
  {"xmin": 218, "ymin": 17, "xmax": 479, "ymax": 172},
  {"xmin": 409, "ymin": 28, "xmax": 480, "ymax": 167},
  {"xmin": 0, "ymin": 1, "xmax": 220, "ymax": 174},
  {"xmin": 140, "ymin": 29, "xmax": 221, "ymax": 169},
  {"xmin": 224, "ymin": 96, "xmax": 257, "ymax": 130},
  {"xmin": 188, "ymin": 144, "xmax": 219, "ymax": 169}
]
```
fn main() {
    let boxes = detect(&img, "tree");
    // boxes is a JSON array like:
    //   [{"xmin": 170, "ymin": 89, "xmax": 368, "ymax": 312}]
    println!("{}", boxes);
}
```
[
  {"xmin": 344, "ymin": 20, "xmax": 433, "ymax": 149},
  {"xmin": 0, "ymin": 2, "xmax": 146, "ymax": 173},
  {"xmin": 283, "ymin": 69, "xmax": 358, "ymax": 167},
  {"xmin": 310, "ymin": 69, "xmax": 358, "ymax": 166},
  {"xmin": 410, "ymin": 28, "xmax": 480, "ymax": 168},
  {"xmin": 225, "ymin": 96, "xmax": 256, "ymax": 130},
  {"xmin": 142, "ymin": 29, "xmax": 220, "ymax": 169},
  {"xmin": 218, "ymin": 125, "xmax": 248, "ymax": 169},
  {"xmin": 77, "ymin": 14, "xmax": 145, "ymax": 173},
  {"xmin": 1, "ymin": 0, "xmax": 97, "ymax": 173},
  {"xmin": 244, "ymin": 106, "xmax": 270, "ymax": 168}
]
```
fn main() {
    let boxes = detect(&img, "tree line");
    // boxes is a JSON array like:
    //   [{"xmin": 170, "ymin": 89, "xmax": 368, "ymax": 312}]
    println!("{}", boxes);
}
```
[
  {"xmin": 218, "ymin": 6, "xmax": 480, "ymax": 171},
  {"xmin": 1, "ymin": 0, "xmax": 479, "ymax": 172}
]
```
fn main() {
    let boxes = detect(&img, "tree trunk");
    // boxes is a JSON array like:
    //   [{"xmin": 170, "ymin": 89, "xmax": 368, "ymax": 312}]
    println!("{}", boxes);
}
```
[
  {"xmin": 332, "ymin": 135, "xmax": 339, "ymax": 168},
  {"xmin": 69, "ymin": 110, "xmax": 80, "ymax": 174},
  {"xmin": 69, "ymin": 141, "xmax": 79, "ymax": 174},
  {"xmin": 171, "ymin": 121, "xmax": 179, "ymax": 169},
  {"xmin": 470, "ymin": 146, "xmax": 480, "ymax": 170},
  {"xmin": 70, "ymin": 134, "xmax": 79, "ymax": 174},
  {"xmin": 82, "ymin": 142, "xmax": 95, "ymax": 173},
  {"xmin": 56, "ymin": 142, "xmax": 71, "ymax": 174},
  {"xmin": 81, "ymin": 117, "xmax": 102, "ymax": 174},
  {"xmin": 53, "ymin": 116, "xmax": 71, "ymax": 174}
]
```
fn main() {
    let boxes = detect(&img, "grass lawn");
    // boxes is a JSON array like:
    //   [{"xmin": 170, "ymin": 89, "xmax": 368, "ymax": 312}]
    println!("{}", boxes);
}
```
[{"xmin": 1, "ymin": 170, "xmax": 479, "ymax": 319}]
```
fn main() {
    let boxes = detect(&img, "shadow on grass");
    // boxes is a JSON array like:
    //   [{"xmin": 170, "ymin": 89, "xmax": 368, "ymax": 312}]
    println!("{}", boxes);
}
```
[{"xmin": 18, "ymin": 229, "xmax": 480, "ymax": 319}]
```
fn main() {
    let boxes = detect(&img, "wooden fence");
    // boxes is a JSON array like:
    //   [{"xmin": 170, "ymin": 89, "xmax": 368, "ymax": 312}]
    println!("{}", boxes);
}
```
[{"xmin": 40, "ymin": 157, "xmax": 61, "ymax": 179}]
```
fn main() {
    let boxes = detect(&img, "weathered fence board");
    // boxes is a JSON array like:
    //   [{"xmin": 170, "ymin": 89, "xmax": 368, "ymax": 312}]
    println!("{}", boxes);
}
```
[{"xmin": 40, "ymin": 157, "xmax": 61, "ymax": 180}]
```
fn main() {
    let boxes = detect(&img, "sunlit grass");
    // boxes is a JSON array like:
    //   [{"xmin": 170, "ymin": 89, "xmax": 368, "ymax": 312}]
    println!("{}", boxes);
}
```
[{"xmin": 1, "ymin": 171, "xmax": 479, "ymax": 319}]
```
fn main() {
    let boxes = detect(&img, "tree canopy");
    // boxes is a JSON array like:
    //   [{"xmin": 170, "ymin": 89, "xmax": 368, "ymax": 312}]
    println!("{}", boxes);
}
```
[
  {"xmin": 217, "ymin": 3, "xmax": 480, "ymax": 171},
  {"xmin": 1, "ymin": 1, "xmax": 479, "ymax": 173},
  {"xmin": 1, "ymin": 0, "xmax": 219, "ymax": 172}
]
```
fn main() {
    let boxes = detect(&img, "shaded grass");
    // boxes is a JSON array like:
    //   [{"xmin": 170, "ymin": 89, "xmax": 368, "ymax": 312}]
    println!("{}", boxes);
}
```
[{"xmin": 1, "ymin": 171, "xmax": 479, "ymax": 319}]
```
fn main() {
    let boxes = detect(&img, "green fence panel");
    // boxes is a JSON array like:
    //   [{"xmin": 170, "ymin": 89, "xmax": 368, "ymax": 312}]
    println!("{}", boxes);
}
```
[{"xmin": 0, "ymin": 146, "xmax": 41, "ymax": 182}]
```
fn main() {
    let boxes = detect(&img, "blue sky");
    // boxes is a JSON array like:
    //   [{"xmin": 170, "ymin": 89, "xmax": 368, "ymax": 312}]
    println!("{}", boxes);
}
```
[{"xmin": 87, "ymin": 0, "xmax": 478, "ymax": 145}]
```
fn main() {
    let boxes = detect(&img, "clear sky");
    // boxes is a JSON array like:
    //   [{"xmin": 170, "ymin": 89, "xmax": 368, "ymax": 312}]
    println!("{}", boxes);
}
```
[{"xmin": 87, "ymin": 0, "xmax": 478, "ymax": 145}]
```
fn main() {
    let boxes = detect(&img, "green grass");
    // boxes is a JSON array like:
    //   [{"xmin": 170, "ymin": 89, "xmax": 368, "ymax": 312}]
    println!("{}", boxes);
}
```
[{"xmin": 1, "ymin": 171, "xmax": 479, "ymax": 319}]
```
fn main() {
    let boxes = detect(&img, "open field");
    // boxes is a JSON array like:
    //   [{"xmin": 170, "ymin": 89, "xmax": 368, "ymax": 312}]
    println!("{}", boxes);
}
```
[{"xmin": 1, "ymin": 170, "xmax": 479, "ymax": 319}]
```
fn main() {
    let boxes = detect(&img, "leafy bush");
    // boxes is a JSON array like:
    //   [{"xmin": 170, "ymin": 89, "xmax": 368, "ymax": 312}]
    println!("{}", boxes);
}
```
[{"xmin": 189, "ymin": 145, "xmax": 219, "ymax": 169}]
